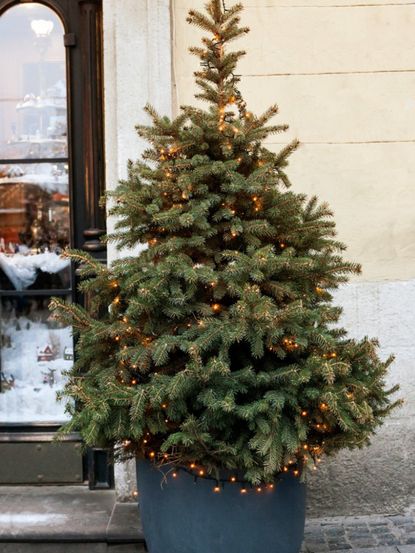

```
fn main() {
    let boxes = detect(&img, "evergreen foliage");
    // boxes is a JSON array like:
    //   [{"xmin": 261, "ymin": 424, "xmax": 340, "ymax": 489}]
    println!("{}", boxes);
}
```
[{"xmin": 51, "ymin": 0, "xmax": 401, "ymax": 485}]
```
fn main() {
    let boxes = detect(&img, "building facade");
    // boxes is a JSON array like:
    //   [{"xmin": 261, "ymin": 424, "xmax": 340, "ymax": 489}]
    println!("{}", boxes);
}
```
[{"xmin": 0, "ymin": 0, "xmax": 414, "ymax": 517}]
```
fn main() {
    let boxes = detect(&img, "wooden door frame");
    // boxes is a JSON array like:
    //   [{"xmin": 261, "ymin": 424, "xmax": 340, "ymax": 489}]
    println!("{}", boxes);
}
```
[{"xmin": 0, "ymin": 0, "xmax": 109, "ymax": 488}]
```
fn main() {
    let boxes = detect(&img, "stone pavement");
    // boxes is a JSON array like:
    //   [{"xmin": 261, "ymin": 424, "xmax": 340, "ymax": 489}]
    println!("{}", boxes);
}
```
[{"xmin": 303, "ymin": 514, "xmax": 415, "ymax": 553}]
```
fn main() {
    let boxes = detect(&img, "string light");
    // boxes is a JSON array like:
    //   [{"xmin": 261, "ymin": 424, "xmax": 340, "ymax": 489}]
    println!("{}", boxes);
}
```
[
  {"xmin": 211, "ymin": 303, "xmax": 222, "ymax": 313},
  {"xmin": 214, "ymin": 485, "xmax": 221, "ymax": 493},
  {"xmin": 301, "ymin": 410, "xmax": 308, "ymax": 417}
]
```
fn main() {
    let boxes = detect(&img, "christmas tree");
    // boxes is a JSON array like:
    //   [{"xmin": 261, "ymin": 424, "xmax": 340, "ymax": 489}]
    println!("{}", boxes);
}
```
[{"xmin": 51, "ymin": 0, "xmax": 401, "ymax": 485}]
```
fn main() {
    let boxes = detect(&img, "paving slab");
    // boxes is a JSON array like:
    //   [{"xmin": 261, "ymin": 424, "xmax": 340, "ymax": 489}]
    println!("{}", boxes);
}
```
[{"xmin": 327, "ymin": 549, "xmax": 399, "ymax": 553}]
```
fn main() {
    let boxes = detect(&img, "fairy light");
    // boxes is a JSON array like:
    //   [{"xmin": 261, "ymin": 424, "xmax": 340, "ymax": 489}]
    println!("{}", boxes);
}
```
[
  {"xmin": 241, "ymin": 487, "xmax": 247, "ymax": 494},
  {"xmin": 149, "ymin": 451, "xmax": 155, "ymax": 459},
  {"xmin": 230, "ymin": 476, "xmax": 236, "ymax": 483},
  {"xmin": 256, "ymin": 487, "xmax": 262, "ymax": 493},
  {"xmin": 267, "ymin": 483, "xmax": 275, "ymax": 490},
  {"xmin": 211, "ymin": 303, "xmax": 222, "ymax": 313},
  {"xmin": 214, "ymin": 485, "xmax": 221, "ymax": 493},
  {"xmin": 173, "ymin": 472, "xmax": 178, "ymax": 478},
  {"xmin": 199, "ymin": 469, "xmax": 205, "ymax": 476},
  {"xmin": 190, "ymin": 463, "xmax": 196, "ymax": 469},
  {"xmin": 293, "ymin": 470, "xmax": 300, "ymax": 477},
  {"xmin": 301, "ymin": 410, "xmax": 308, "ymax": 417},
  {"xmin": 320, "ymin": 402, "xmax": 328, "ymax": 411}
]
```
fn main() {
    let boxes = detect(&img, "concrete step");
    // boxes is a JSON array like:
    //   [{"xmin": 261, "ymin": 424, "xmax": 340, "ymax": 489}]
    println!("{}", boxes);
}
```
[
  {"xmin": 0, "ymin": 545, "xmax": 146, "ymax": 552},
  {"xmin": 0, "ymin": 486, "xmax": 145, "ymax": 551}
]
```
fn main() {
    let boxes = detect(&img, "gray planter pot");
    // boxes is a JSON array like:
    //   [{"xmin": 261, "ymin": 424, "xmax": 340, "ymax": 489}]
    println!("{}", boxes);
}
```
[{"xmin": 136, "ymin": 459, "xmax": 306, "ymax": 553}]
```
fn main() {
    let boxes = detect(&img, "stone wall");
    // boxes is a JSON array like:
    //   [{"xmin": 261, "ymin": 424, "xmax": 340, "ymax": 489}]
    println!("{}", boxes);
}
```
[
  {"xmin": 172, "ymin": 0, "xmax": 415, "ymax": 516},
  {"xmin": 102, "ymin": 0, "xmax": 415, "ymax": 514},
  {"xmin": 102, "ymin": 0, "xmax": 173, "ymax": 501}
]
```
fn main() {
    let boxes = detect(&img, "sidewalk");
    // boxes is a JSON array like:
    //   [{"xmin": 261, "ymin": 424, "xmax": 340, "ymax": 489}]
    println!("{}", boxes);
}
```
[
  {"xmin": 303, "ymin": 514, "xmax": 415, "ymax": 553},
  {"xmin": 0, "ymin": 486, "xmax": 414, "ymax": 553}
]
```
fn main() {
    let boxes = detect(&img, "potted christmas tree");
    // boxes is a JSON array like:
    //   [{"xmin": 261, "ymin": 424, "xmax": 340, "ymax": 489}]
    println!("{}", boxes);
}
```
[{"xmin": 51, "ymin": 2, "xmax": 401, "ymax": 553}]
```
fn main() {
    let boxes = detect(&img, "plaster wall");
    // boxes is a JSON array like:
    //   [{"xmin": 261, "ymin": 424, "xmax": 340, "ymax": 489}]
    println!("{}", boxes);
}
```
[
  {"xmin": 172, "ymin": 0, "xmax": 415, "ymax": 516},
  {"xmin": 172, "ymin": 0, "xmax": 415, "ymax": 282}
]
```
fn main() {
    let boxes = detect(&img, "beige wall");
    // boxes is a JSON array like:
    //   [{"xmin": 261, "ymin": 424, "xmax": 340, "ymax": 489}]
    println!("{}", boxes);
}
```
[{"xmin": 172, "ymin": 0, "xmax": 415, "ymax": 282}]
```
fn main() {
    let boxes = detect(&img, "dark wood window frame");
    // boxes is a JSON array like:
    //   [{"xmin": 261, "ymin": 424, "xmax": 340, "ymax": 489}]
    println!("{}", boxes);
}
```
[{"xmin": 0, "ymin": 0, "xmax": 110, "ymax": 488}]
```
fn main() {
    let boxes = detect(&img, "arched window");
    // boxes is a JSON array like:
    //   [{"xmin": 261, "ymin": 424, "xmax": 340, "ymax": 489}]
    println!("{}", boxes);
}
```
[
  {"xmin": 0, "ymin": 0, "xmax": 106, "ymax": 485},
  {"xmin": 0, "ymin": 3, "xmax": 71, "ymax": 423}
]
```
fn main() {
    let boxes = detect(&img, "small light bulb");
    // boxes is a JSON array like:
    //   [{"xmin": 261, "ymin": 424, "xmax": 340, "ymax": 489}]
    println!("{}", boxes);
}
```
[
  {"xmin": 214, "ymin": 486, "xmax": 221, "ymax": 493},
  {"xmin": 230, "ymin": 476, "xmax": 236, "ymax": 483}
]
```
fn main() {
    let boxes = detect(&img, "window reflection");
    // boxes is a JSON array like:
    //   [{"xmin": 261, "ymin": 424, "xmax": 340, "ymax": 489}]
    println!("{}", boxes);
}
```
[
  {"xmin": 0, "ymin": 4, "xmax": 73, "ymax": 424},
  {"xmin": 0, "ymin": 295, "xmax": 72, "ymax": 423},
  {"xmin": 0, "ymin": 5, "xmax": 67, "ymax": 159},
  {"xmin": 0, "ymin": 163, "xmax": 71, "ymax": 290}
]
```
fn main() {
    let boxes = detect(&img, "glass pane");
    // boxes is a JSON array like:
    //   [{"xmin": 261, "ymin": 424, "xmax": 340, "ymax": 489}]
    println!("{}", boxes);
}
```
[
  {"xmin": 0, "ymin": 163, "xmax": 71, "ymax": 290},
  {"xmin": 0, "ymin": 295, "xmax": 73, "ymax": 423},
  {"xmin": 0, "ymin": 4, "xmax": 67, "ymax": 160}
]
